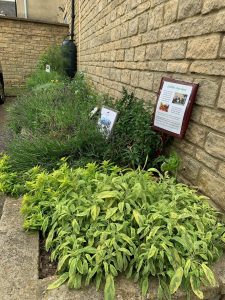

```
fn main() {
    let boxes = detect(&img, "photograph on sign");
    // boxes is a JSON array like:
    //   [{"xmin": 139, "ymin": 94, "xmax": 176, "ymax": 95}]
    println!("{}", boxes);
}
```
[
  {"xmin": 98, "ymin": 106, "xmax": 118, "ymax": 137},
  {"xmin": 153, "ymin": 78, "xmax": 199, "ymax": 138}
]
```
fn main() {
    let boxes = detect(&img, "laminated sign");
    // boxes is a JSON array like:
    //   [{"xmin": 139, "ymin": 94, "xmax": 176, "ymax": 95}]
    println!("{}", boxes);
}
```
[{"xmin": 153, "ymin": 77, "xmax": 199, "ymax": 139}]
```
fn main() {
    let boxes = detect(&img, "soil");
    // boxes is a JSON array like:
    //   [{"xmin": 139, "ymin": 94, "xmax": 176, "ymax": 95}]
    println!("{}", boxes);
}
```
[{"xmin": 39, "ymin": 233, "xmax": 57, "ymax": 279}]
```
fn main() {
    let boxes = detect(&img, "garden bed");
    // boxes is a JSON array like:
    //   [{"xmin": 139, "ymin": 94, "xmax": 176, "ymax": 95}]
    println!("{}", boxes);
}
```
[{"xmin": 39, "ymin": 233, "xmax": 57, "ymax": 279}]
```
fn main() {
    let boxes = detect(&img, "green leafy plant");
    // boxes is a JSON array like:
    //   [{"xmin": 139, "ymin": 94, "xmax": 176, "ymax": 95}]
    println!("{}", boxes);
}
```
[
  {"xmin": 105, "ymin": 89, "xmax": 162, "ymax": 168},
  {"xmin": 37, "ymin": 45, "xmax": 69, "ymax": 75},
  {"xmin": 6, "ymin": 75, "xmax": 164, "ymax": 172},
  {"xmin": 20, "ymin": 160, "xmax": 225, "ymax": 300},
  {"xmin": 26, "ymin": 70, "xmax": 64, "ymax": 89},
  {"xmin": 7, "ymin": 74, "xmax": 107, "ymax": 171}
]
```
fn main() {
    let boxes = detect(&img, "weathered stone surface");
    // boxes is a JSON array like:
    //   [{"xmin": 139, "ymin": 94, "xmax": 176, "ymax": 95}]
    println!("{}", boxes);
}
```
[
  {"xmin": 131, "ymin": 0, "xmax": 142, "ymax": 9},
  {"xmin": 194, "ymin": 78, "xmax": 220, "ymax": 107},
  {"xmin": 153, "ymin": 4, "xmax": 164, "ymax": 29},
  {"xmin": 213, "ymin": 10, "xmax": 225, "ymax": 32},
  {"xmin": 218, "ymin": 80, "xmax": 225, "ymax": 110},
  {"xmin": 138, "ymin": 13, "xmax": 148, "ymax": 33},
  {"xmin": 201, "ymin": 107, "xmax": 225, "ymax": 133},
  {"xmin": 120, "ymin": 22, "xmax": 129, "ymax": 39},
  {"xmin": 181, "ymin": 15, "xmax": 213, "ymax": 37},
  {"xmin": 178, "ymin": 0, "xmax": 202, "ymax": 20},
  {"xmin": 134, "ymin": 45, "xmax": 146, "ymax": 61},
  {"xmin": 196, "ymin": 148, "xmax": 218, "ymax": 170},
  {"xmin": 167, "ymin": 61, "xmax": 189, "ymax": 73},
  {"xmin": 180, "ymin": 154, "xmax": 201, "ymax": 181},
  {"xmin": 121, "ymin": 69, "xmax": 131, "ymax": 84},
  {"xmin": 202, "ymin": 0, "xmax": 225, "ymax": 14},
  {"xmin": 0, "ymin": 198, "xmax": 39, "ymax": 300},
  {"xmin": 220, "ymin": 37, "xmax": 225, "ymax": 58},
  {"xmin": 138, "ymin": 71, "xmax": 153, "ymax": 90},
  {"xmin": 162, "ymin": 41, "xmax": 186, "ymax": 60},
  {"xmin": 130, "ymin": 70, "xmax": 140, "ymax": 87},
  {"xmin": 198, "ymin": 169, "xmax": 225, "ymax": 209},
  {"xmin": 218, "ymin": 162, "xmax": 225, "ymax": 179},
  {"xmin": 152, "ymin": 72, "xmax": 170, "ymax": 92},
  {"xmin": 173, "ymin": 139, "xmax": 196, "ymax": 156},
  {"xmin": 186, "ymin": 34, "xmax": 220, "ymax": 59},
  {"xmin": 151, "ymin": 0, "xmax": 167, "ymax": 8},
  {"xmin": 185, "ymin": 122, "xmax": 207, "ymax": 147},
  {"xmin": 164, "ymin": 0, "xmax": 178, "ymax": 25},
  {"xmin": 142, "ymin": 30, "xmax": 158, "ymax": 44},
  {"xmin": 130, "ymin": 35, "xmax": 142, "ymax": 47},
  {"xmin": 158, "ymin": 23, "xmax": 181, "ymax": 41},
  {"xmin": 146, "ymin": 44, "xmax": 161, "ymax": 60},
  {"xmin": 128, "ymin": 17, "xmax": 139, "ymax": 36},
  {"xmin": 205, "ymin": 132, "xmax": 225, "ymax": 160},
  {"xmin": 190, "ymin": 61, "xmax": 225, "ymax": 76},
  {"xmin": 116, "ymin": 49, "xmax": 125, "ymax": 61},
  {"xmin": 125, "ymin": 48, "xmax": 134, "ymax": 61}
]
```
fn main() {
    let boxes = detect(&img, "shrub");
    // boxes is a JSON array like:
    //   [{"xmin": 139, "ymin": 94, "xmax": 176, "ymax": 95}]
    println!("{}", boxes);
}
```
[
  {"xmin": 37, "ymin": 45, "xmax": 69, "ymax": 75},
  {"xmin": 7, "ymin": 75, "xmax": 164, "ymax": 171},
  {"xmin": 21, "ymin": 160, "xmax": 225, "ymax": 299},
  {"xmin": 26, "ymin": 70, "xmax": 65, "ymax": 89},
  {"xmin": 7, "ymin": 74, "xmax": 106, "ymax": 171},
  {"xmin": 105, "ymin": 89, "xmax": 162, "ymax": 168}
]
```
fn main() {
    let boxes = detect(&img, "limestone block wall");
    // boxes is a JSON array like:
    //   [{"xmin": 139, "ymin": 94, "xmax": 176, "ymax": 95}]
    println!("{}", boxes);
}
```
[
  {"xmin": 0, "ymin": 16, "xmax": 68, "ymax": 86},
  {"xmin": 62, "ymin": 0, "xmax": 225, "ymax": 209}
]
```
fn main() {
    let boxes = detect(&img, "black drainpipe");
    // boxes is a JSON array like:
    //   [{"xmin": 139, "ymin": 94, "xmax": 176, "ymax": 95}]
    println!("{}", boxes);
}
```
[
  {"xmin": 61, "ymin": 0, "xmax": 77, "ymax": 78},
  {"xmin": 71, "ymin": 0, "xmax": 75, "ymax": 41}
]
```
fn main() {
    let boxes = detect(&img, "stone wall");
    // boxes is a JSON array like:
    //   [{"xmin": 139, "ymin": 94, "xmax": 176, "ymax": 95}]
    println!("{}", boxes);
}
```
[
  {"xmin": 64, "ymin": 0, "xmax": 225, "ymax": 209},
  {"xmin": 0, "ymin": 16, "xmax": 69, "ymax": 86}
]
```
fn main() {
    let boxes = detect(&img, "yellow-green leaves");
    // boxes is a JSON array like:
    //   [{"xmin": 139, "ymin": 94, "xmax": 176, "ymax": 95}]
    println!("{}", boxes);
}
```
[
  {"xmin": 104, "ymin": 275, "xmax": 115, "ymax": 300},
  {"xmin": 47, "ymin": 272, "xmax": 69, "ymax": 290},
  {"xmin": 91, "ymin": 205, "xmax": 100, "ymax": 221},
  {"xmin": 98, "ymin": 191, "xmax": 118, "ymax": 199},
  {"xmin": 169, "ymin": 267, "xmax": 183, "ymax": 294},
  {"xmin": 133, "ymin": 210, "xmax": 144, "ymax": 226},
  {"xmin": 19, "ymin": 161, "xmax": 225, "ymax": 300},
  {"xmin": 190, "ymin": 276, "xmax": 204, "ymax": 299},
  {"xmin": 141, "ymin": 276, "xmax": 149, "ymax": 297},
  {"xmin": 201, "ymin": 263, "xmax": 217, "ymax": 287}
]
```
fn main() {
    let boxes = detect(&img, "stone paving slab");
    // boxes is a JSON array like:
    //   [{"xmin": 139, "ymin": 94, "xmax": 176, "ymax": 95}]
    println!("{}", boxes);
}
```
[{"xmin": 0, "ymin": 197, "xmax": 39, "ymax": 300}]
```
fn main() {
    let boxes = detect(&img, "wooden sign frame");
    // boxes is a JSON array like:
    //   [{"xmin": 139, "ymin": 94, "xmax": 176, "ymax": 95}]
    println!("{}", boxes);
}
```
[{"xmin": 153, "ymin": 77, "xmax": 199, "ymax": 139}]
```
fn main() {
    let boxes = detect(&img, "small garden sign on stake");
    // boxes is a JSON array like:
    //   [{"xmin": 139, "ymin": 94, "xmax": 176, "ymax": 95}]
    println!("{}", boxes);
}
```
[{"xmin": 98, "ymin": 106, "xmax": 118, "ymax": 138}]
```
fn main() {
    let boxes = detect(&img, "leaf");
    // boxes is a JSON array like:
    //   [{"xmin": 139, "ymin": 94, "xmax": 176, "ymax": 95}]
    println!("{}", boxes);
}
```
[
  {"xmin": 141, "ymin": 276, "xmax": 149, "ymax": 296},
  {"xmin": 148, "ymin": 245, "xmax": 157, "ymax": 259},
  {"xmin": 69, "ymin": 258, "xmax": 77, "ymax": 277},
  {"xmin": 190, "ymin": 275, "xmax": 204, "ymax": 299},
  {"xmin": 116, "ymin": 251, "xmax": 123, "ymax": 272},
  {"xmin": 104, "ymin": 274, "xmax": 115, "ymax": 300},
  {"xmin": 96, "ymin": 272, "xmax": 102, "ymax": 291},
  {"xmin": 133, "ymin": 210, "xmax": 144, "ymax": 226},
  {"xmin": 47, "ymin": 272, "xmax": 69, "ymax": 290},
  {"xmin": 58, "ymin": 254, "xmax": 71, "ymax": 272},
  {"xmin": 184, "ymin": 259, "xmax": 191, "ymax": 278},
  {"xmin": 98, "ymin": 191, "xmax": 118, "ymax": 199},
  {"xmin": 119, "ymin": 247, "xmax": 132, "ymax": 256},
  {"xmin": 91, "ymin": 205, "xmax": 100, "ymax": 221},
  {"xmin": 201, "ymin": 263, "xmax": 217, "ymax": 287},
  {"xmin": 118, "ymin": 201, "xmax": 124, "ymax": 213},
  {"xmin": 106, "ymin": 207, "xmax": 118, "ymax": 220},
  {"xmin": 169, "ymin": 267, "xmax": 183, "ymax": 294}
]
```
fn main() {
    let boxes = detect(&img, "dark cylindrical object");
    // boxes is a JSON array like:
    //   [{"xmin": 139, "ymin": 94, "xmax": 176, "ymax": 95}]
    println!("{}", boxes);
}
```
[
  {"xmin": 62, "ymin": 39, "xmax": 77, "ymax": 78},
  {"xmin": 71, "ymin": 0, "xmax": 75, "ymax": 41}
]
